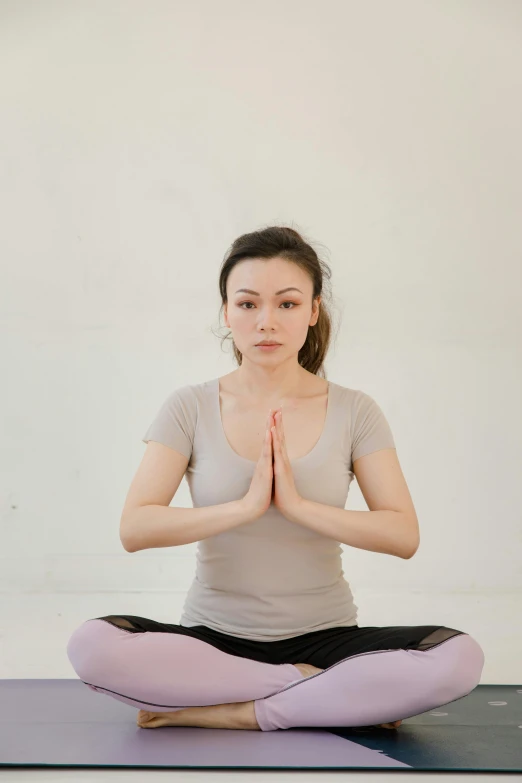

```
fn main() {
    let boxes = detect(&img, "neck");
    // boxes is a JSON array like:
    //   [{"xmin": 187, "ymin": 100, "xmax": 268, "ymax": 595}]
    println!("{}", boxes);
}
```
[{"xmin": 232, "ymin": 363, "xmax": 307, "ymax": 402}]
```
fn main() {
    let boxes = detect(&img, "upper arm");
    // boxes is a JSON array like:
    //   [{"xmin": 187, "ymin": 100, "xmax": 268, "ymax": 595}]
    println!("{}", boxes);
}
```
[
  {"xmin": 352, "ymin": 448, "xmax": 420, "ymax": 553},
  {"xmin": 119, "ymin": 441, "xmax": 189, "ymax": 543}
]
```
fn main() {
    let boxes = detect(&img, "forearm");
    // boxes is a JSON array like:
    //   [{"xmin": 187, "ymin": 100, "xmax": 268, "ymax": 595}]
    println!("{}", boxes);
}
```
[
  {"xmin": 286, "ymin": 499, "xmax": 418, "ymax": 559},
  {"xmin": 121, "ymin": 500, "xmax": 256, "ymax": 552}
]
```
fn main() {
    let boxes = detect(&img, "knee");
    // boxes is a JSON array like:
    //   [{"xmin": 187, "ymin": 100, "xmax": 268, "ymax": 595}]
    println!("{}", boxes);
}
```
[
  {"xmin": 66, "ymin": 619, "xmax": 111, "ymax": 681},
  {"xmin": 436, "ymin": 633, "xmax": 485, "ymax": 703}
]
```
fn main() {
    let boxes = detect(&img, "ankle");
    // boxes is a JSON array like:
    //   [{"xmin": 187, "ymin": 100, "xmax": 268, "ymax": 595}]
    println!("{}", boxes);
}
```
[{"xmin": 233, "ymin": 700, "xmax": 260, "ymax": 730}]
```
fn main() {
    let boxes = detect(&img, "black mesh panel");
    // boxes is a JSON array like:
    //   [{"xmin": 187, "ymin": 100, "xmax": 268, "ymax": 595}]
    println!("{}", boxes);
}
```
[{"xmin": 415, "ymin": 627, "xmax": 464, "ymax": 650}]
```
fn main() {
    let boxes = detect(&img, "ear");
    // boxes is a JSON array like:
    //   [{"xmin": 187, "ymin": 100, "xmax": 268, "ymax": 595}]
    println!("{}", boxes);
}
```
[{"xmin": 310, "ymin": 296, "xmax": 321, "ymax": 326}]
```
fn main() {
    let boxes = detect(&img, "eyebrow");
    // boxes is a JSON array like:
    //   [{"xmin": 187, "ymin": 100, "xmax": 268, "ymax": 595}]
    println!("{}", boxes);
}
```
[{"xmin": 234, "ymin": 287, "xmax": 303, "ymax": 296}]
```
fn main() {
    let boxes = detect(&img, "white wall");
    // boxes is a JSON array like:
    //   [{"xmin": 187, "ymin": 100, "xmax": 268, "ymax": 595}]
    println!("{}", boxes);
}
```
[{"xmin": 1, "ymin": 1, "xmax": 521, "ymax": 620}]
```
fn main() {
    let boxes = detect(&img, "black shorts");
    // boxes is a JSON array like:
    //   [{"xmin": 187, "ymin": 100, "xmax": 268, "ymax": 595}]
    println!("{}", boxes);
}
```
[{"xmin": 93, "ymin": 614, "xmax": 465, "ymax": 670}]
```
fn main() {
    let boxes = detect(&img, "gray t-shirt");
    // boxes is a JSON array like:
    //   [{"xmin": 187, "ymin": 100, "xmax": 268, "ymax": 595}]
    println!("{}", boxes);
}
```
[{"xmin": 142, "ymin": 376, "xmax": 396, "ymax": 641}]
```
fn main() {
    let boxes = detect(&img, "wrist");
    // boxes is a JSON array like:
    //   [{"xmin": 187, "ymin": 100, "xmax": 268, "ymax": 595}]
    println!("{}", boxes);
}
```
[
  {"xmin": 284, "ymin": 496, "xmax": 306, "ymax": 524},
  {"xmin": 236, "ymin": 498, "xmax": 261, "ymax": 523}
]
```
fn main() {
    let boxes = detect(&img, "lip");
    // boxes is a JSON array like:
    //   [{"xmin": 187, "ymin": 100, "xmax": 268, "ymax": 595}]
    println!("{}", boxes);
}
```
[{"xmin": 256, "ymin": 343, "xmax": 281, "ymax": 350}]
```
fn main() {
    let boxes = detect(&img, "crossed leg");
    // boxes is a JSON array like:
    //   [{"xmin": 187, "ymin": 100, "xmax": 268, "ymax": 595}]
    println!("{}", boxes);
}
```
[
  {"xmin": 253, "ymin": 629, "xmax": 484, "ymax": 731},
  {"xmin": 67, "ymin": 618, "xmax": 484, "ymax": 732}
]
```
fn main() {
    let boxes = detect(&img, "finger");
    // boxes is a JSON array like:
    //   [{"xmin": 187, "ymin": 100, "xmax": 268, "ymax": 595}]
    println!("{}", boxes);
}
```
[
  {"xmin": 271, "ymin": 425, "xmax": 278, "ymax": 450},
  {"xmin": 265, "ymin": 426, "xmax": 271, "ymax": 446},
  {"xmin": 271, "ymin": 427, "xmax": 280, "ymax": 468},
  {"xmin": 276, "ymin": 411, "xmax": 285, "ymax": 448},
  {"xmin": 275, "ymin": 409, "xmax": 284, "ymax": 440},
  {"xmin": 275, "ymin": 412, "xmax": 285, "ymax": 454}
]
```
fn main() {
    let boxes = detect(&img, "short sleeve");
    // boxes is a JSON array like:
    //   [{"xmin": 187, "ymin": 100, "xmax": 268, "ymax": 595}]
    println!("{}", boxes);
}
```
[
  {"xmin": 350, "ymin": 391, "xmax": 396, "ymax": 463},
  {"xmin": 142, "ymin": 385, "xmax": 196, "ymax": 460}
]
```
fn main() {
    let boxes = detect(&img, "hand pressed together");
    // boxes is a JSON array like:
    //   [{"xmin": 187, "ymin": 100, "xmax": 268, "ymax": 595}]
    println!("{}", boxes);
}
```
[
  {"xmin": 270, "ymin": 408, "xmax": 303, "ymax": 518},
  {"xmin": 242, "ymin": 407, "xmax": 303, "ymax": 521}
]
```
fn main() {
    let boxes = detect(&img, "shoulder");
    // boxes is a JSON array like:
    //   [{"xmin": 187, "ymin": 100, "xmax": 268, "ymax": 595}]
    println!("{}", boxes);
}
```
[
  {"xmin": 162, "ymin": 377, "xmax": 215, "ymax": 403},
  {"xmin": 328, "ymin": 380, "xmax": 379, "ymax": 411},
  {"xmin": 151, "ymin": 381, "xmax": 209, "ymax": 425},
  {"xmin": 328, "ymin": 382, "xmax": 392, "ymax": 444}
]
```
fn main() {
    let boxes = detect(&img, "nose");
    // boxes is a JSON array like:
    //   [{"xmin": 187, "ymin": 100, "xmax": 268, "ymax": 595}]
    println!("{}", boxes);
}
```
[{"xmin": 257, "ymin": 305, "xmax": 279, "ymax": 330}]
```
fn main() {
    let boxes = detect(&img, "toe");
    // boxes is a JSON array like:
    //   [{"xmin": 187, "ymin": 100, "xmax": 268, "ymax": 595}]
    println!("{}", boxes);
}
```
[{"xmin": 137, "ymin": 710, "xmax": 161, "ymax": 728}]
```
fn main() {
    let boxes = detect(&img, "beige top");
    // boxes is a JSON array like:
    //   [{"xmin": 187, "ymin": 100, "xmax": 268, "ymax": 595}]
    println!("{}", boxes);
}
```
[{"xmin": 142, "ymin": 376, "xmax": 396, "ymax": 641}]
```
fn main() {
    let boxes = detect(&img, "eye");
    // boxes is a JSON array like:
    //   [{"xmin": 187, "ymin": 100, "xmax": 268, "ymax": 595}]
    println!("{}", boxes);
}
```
[{"xmin": 238, "ymin": 301, "xmax": 297, "ymax": 310}]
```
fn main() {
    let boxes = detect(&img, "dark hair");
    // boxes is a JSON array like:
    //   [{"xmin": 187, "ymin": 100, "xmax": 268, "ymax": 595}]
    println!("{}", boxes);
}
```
[{"xmin": 216, "ymin": 224, "xmax": 338, "ymax": 378}]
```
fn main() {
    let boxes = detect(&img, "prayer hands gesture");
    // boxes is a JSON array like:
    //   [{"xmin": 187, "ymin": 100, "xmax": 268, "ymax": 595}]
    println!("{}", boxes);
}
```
[{"xmin": 242, "ymin": 407, "xmax": 303, "ymax": 520}]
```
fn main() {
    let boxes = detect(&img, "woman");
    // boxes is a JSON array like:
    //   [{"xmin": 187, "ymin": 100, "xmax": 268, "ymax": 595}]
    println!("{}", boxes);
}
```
[{"xmin": 67, "ymin": 226, "xmax": 484, "ymax": 732}]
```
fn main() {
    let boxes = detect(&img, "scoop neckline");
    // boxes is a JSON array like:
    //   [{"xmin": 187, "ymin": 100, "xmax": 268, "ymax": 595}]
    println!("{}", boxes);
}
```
[{"xmin": 213, "ymin": 375, "xmax": 332, "ymax": 465}]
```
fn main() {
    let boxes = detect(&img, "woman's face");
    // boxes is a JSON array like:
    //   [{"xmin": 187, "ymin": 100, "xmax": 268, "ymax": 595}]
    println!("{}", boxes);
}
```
[{"xmin": 224, "ymin": 257, "xmax": 320, "ymax": 361}]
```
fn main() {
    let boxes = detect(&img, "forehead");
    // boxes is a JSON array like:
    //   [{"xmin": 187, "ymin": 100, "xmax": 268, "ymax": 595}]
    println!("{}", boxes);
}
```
[{"xmin": 228, "ymin": 257, "xmax": 310, "ymax": 292}]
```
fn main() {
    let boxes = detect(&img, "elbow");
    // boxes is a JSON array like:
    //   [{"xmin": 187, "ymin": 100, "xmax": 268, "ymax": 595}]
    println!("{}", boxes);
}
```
[
  {"xmin": 120, "ymin": 516, "xmax": 138, "ymax": 553},
  {"xmin": 120, "ymin": 531, "xmax": 136, "ymax": 552},
  {"xmin": 403, "ymin": 539, "xmax": 420, "ymax": 559},
  {"xmin": 121, "ymin": 537, "xmax": 136, "ymax": 553},
  {"xmin": 401, "ymin": 513, "xmax": 420, "ymax": 559}
]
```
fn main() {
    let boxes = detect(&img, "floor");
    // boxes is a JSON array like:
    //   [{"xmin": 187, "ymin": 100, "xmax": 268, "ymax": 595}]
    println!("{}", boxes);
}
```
[{"xmin": 1, "ymin": 589, "xmax": 519, "ymax": 783}]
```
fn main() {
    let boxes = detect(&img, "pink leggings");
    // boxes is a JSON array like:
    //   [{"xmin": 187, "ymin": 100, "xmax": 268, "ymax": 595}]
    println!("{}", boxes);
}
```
[{"xmin": 66, "ymin": 618, "xmax": 485, "ymax": 731}]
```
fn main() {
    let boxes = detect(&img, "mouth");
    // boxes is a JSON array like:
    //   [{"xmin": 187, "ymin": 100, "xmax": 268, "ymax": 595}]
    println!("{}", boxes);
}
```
[{"xmin": 256, "ymin": 342, "xmax": 281, "ymax": 347}]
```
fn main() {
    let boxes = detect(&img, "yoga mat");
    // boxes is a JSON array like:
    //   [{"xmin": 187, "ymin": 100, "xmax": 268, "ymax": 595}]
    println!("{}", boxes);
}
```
[{"xmin": 1, "ymin": 680, "xmax": 521, "ymax": 771}]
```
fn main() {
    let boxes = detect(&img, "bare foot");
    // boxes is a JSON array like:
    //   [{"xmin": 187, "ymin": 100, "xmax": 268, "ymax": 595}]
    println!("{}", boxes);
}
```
[
  {"xmin": 354, "ymin": 719, "xmax": 403, "ymax": 731},
  {"xmin": 137, "ymin": 700, "xmax": 260, "ymax": 731}
]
